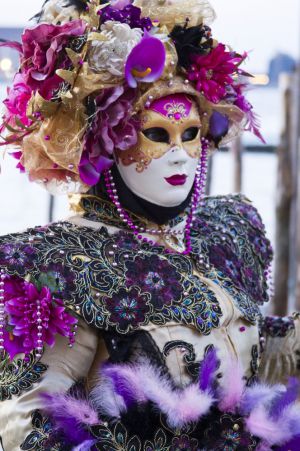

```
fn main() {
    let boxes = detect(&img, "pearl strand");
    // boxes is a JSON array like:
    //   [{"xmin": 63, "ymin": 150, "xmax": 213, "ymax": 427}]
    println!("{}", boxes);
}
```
[
  {"xmin": 0, "ymin": 270, "xmax": 5, "ymax": 355},
  {"xmin": 104, "ymin": 140, "xmax": 209, "ymax": 254}
]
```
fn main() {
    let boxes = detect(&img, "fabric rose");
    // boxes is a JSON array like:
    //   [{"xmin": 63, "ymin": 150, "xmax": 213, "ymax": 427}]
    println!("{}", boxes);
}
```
[
  {"xmin": 3, "ymin": 275, "xmax": 77, "ymax": 360},
  {"xmin": 88, "ymin": 22, "xmax": 143, "ymax": 77},
  {"xmin": 79, "ymin": 85, "xmax": 139, "ymax": 186},
  {"xmin": 20, "ymin": 20, "xmax": 86, "ymax": 98},
  {"xmin": 3, "ymin": 73, "xmax": 32, "ymax": 127},
  {"xmin": 39, "ymin": 0, "xmax": 81, "ymax": 24}
]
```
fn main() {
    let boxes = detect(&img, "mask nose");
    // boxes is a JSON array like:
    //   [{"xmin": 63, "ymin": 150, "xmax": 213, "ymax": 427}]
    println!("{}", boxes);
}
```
[{"xmin": 168, "ymin": 144, "xmax": 188, "ymax": 165}]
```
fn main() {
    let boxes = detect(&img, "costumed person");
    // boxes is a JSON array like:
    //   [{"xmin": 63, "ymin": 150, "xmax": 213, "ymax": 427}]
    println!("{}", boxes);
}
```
[{"xmin": 1, "ymin": 1, "xmax": 300, "ymax": 450}]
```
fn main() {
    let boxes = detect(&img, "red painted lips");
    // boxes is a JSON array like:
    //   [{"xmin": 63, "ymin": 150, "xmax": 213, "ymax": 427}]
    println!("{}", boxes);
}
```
[{"xmin": 165, "ymin": 174, "xmax": 187, "ymax": 186}]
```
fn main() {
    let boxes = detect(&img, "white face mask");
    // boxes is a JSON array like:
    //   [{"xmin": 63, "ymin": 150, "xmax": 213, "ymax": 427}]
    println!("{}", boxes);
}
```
[{"xmin": 116, "ymin": 94, "xmax": 202, "ymax": 207}]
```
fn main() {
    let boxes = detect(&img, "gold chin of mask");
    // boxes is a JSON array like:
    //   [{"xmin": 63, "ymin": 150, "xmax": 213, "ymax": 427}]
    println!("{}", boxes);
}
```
[{"xmin": 116, "ymin": 101, "xmax": 202, "ymax": 172}]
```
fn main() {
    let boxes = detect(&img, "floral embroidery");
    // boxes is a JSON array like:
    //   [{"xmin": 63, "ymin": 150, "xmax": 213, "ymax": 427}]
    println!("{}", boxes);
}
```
[
  {"xmin": 0, "ymin": 194, "xmax": 271, "ymax": 341},
  {"xmin": 0, "ymin": 243, "xmax": 36, "ymax": 276},
  {"xmin": 263, "ymin": 316, "xmax": 295, "ymax": 338},
  {"xmin": 0, "ymin": 220, "xmax": 222, "ymax": 336},
  {"xmin": 0, "ymin": 354, "xmax": 47, "ymax": 401},
  {"xmin": 20, "ymin": 410, "xmax": 64, "ymax": 451},
  {"xmin": 125, "ymin": 255, "xmax": 183, "ymax": 309},
  {"xmin": 204, "ymin": 413, "xmax": 258, "ymax": 450},
  {"xmin": 104, "ymin": 286, "xmax": 151, "ymax": 333},
  {"xmin": 33, "ymin": 263, "xmax": 76, "ymax": 297},
  {"xmin": 170, "ymin": 435, "xmax": 198, "ymax": 450}
]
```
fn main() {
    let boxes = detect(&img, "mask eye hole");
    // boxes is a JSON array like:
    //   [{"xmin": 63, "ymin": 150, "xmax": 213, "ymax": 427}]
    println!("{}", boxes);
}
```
[
  {"xmin": 142, "ymin": 127, "xmax": 170, "ymax": 143},
  {"xmin": 182, "ymin": 127, "xmax": 200, "ymax": 142}
]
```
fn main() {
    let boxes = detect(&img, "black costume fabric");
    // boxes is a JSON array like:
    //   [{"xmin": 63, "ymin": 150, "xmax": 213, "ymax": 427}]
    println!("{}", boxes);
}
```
[{"xmin": 92, "ymin": 164, "xmax": 193, "ymax": 225}]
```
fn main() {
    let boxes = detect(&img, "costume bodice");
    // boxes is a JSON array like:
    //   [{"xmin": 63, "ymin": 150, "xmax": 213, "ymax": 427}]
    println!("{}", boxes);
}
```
[{"xmin": 0, "ymin": 193, "xmax": 272, "ymax": 392}]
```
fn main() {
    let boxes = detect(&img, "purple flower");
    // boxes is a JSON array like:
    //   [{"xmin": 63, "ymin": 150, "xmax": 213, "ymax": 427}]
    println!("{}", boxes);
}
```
[
  {"xmin": 0, "ymin": 243, "xmax": 36, "ymax": 276},
  {"xmin": 187, "ymin": 44, "xmax": 244, "ymax": 103},
  {"xmin": 125, "ymin": 33, "xmax": 166, "ymax": 88},
  {"xmin": 3, "ymin": 275, "xmax": 77, "ymax": 360},
  {"xmin": 20, "ymin": 20, "xmax": 86, "ymax": 98},
  {"xmin": 101, "ymin": 4, "xmax": 152, "ymax": 30},
  {"xmin": 125, "ymin": 255, "xmax": 183, "ymax": 309},
  {"xmin": 104, "ymin": 286, "xmax": 151, "ymax": 333},
  {"xmin": 79, "ymin": 85, "xmax": 139, "ymax": 186},
  {"xmin": 171, "ymin": 435, "xmax": 198, "ymax": 451}
]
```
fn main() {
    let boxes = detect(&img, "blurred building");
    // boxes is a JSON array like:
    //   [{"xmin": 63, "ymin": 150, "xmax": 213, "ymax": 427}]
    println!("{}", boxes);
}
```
[{"xmin": 268, "ymin": 53, "xmax": 296, "ymax": 86}]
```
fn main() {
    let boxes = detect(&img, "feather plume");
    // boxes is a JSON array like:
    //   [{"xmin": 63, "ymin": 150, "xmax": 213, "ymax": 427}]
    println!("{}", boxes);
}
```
[
  {"xmin": 73, "ymin": 440, "xmax": 97, "ymax": 451},
  {"xmin": 199, "ymin": 346, "xmax": 219, "ymax": 392},
  {"xmin": 92, "ymin": 359, "xmax": 214, "ymax": 428},
  {"xmin": 246, "ymin": 406, "xmax": 293, "ymax": 445},
  {"xmin": 0, "ymin": 39, "xmax": 22, "ymax": 53},
  {"xmin": 270, "ymin": 378, "xmax": 299, "ymax": 420},
  {"xmin": 245, "ymin": 109, "xmax": 266, "ymax": 144},
  {"xmin": 40, "ymin": 392, "xmax": 98, "ymax": 445},
  {"xmin": 218, "ymin": 359, "xmax": 245, "ymax": 412},
  {"xmin": 240, "ymin": 383, "xmax": 284, "ymax": 414}
]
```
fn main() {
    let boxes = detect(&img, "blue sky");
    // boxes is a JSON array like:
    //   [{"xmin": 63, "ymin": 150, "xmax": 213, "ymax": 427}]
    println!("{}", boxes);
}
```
[{"xmin": 0, "ymin": 0, "xmax": 299, "ymax": 72}]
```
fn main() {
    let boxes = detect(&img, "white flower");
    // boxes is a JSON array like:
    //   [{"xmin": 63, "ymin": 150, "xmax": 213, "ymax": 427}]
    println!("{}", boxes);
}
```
[
  {"xmin": 40, "ymin": 0, "xmax": 80, "ymax": 24},
  {"xmin": 88, "ymin": 22, "xmax": 143, "ymax": 77}
]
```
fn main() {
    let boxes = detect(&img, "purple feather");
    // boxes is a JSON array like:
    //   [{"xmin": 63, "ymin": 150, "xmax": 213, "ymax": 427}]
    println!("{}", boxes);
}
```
[
  {"xmin": 240, "ymin": 384, "xmax": 283, "ymax": 414},
  {"xmin": 199, "ymin": 347, "xmax": 219, "ymax": 392},
  {"xmin": 278, "ymin": 435, "xmax": 300, "ymax": 450},
  {"xmin": 73, "ymin": 440, "xmax": 97, "ymax": 451},
  {"xmin": 270, "ymin": 378, "xmax": 299, "ymax": 420},
  {"xmin": 0, "ymin": 39, "xmax": 23, "ymax": 53},
  {"xmin": 245, "ymin": 108, "xmax": 266, "ymax": 144},
  {"xmin": 101, "ymin": 364, "xmax": 143, "ymax": 408},
  {"xmin": 40, "ymin": 392, "xmax": 98, "ymax": 445}
]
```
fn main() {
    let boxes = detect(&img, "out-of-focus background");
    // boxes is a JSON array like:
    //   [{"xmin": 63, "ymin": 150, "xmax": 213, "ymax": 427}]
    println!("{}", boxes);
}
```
[{"xmin": 0, "ymin": 0, "xmax": 300, "ymax": 314}]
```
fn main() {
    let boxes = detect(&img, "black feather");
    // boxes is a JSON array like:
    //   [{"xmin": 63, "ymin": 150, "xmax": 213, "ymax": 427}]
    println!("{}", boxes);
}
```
[{"xmin": 170, "ymin": 24, "xmax": 214, "ymax": 69}]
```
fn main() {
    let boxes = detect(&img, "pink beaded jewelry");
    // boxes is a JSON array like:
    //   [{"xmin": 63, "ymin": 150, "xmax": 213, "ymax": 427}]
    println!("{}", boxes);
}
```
[
  {"xmin": 0, "ymin": 270, "xmax": 5, "ymax": 355},
  {"xmin": 104, "ymin": 140, "xmax": 209, "ymax": 255}
]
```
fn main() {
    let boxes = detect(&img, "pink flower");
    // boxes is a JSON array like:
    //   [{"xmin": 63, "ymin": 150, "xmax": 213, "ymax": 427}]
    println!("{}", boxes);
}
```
[
  {"xmin": 3, "ymin": 73, "xmax": 32, "ymax": 127},
  {"xmin": 187, "ymin": 44, "xmax": 244, "ymax": 103},
  {"xmin": 3, "ymin": 275, "xmax": 77, "ymax": 360},
  {"xmin": 20, "ymin": 19, "xmax": 86, "ymax": 98},
  {"xmin": 79, "ymin": 84, "xmax": 139, "ymax": 186}
]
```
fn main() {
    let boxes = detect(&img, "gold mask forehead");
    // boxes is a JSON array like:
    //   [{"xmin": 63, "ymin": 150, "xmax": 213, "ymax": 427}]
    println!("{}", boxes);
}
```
[{"xmin": 147, "ymin": 94, "xmax": 195, "ymax": 124}]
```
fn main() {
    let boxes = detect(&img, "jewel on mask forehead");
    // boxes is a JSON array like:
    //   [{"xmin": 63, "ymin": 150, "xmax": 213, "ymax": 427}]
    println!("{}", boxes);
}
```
[{"xmin": 149, "ymin": 94, "xmax": 193, "ymax": 122}]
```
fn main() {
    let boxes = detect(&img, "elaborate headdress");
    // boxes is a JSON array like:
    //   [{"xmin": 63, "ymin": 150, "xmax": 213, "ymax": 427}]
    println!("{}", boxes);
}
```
[{"xmin": 0, "ymin": 0, "xmax": 263, "ymax": 194}]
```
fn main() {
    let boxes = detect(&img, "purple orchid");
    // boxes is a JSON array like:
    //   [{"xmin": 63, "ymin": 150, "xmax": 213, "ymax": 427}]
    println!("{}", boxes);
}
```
[
  {"xmin": 100, "ymin": 3, "xmax": 152, "ymax": 30},
  {"xmin": 125, "ymin": 33, "xmax": 166, "ymax": 88},
  {"xmin": 208, "ymin": 111, "xmax": 230, "ymax": 146}
]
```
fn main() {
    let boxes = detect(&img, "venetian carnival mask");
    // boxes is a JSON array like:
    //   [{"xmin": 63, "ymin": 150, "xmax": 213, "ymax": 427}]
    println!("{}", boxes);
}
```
[{"xmin": 116, "ymin": 94, "xmax": 202, "ymax": 207}]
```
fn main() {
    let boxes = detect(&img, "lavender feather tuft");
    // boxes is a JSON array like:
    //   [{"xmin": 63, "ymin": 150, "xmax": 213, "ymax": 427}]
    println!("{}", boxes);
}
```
[
  {"xmin": 270, "ymin": 378, "xmax": 299, "ymax": 420},
  {"xmin": 199, "ymin": 346, "xmax": 219, "ymax": 392},
  {"xmin": 40, "ymin": 392, "xmax": 98, "ymax": 445}
]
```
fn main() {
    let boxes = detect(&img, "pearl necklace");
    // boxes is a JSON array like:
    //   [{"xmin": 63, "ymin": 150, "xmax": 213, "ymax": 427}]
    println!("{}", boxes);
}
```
[{"xmin": 104, "ymin": 140, "xmax": 209, "ymax": 255}]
